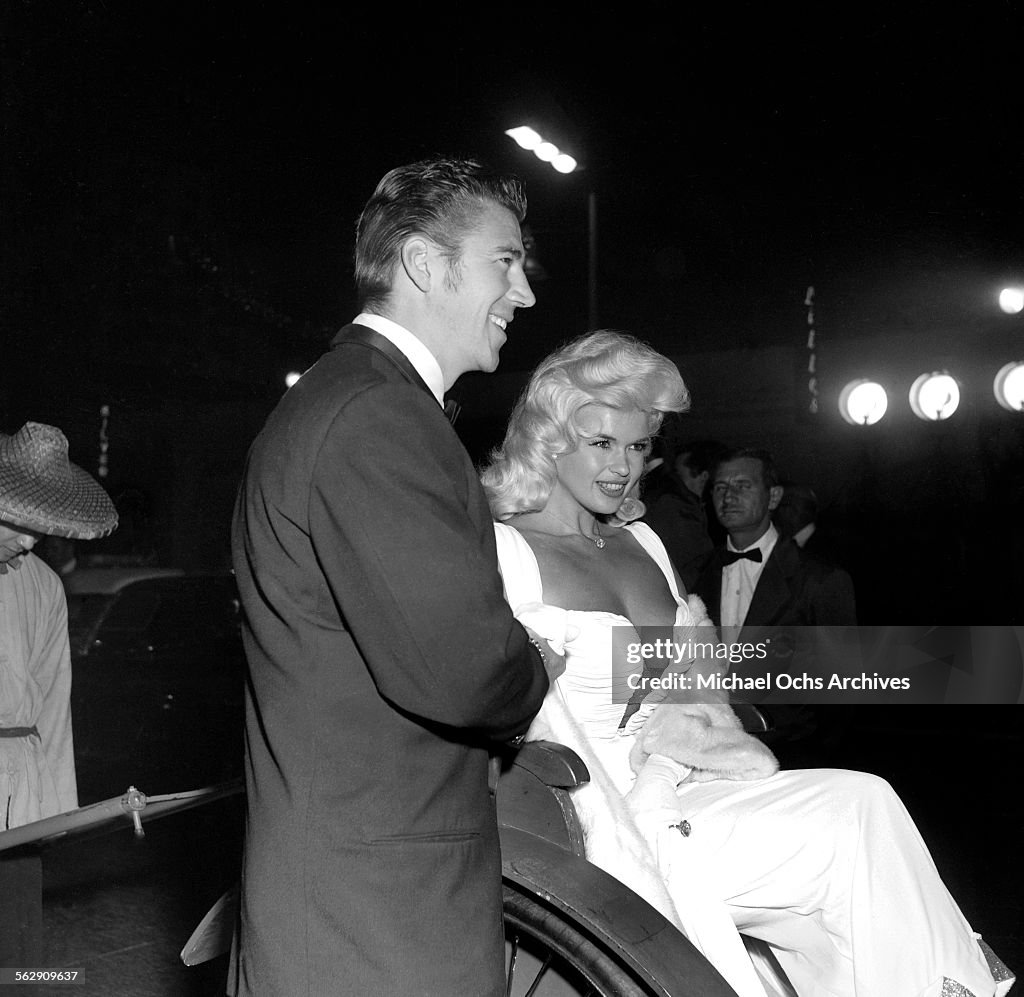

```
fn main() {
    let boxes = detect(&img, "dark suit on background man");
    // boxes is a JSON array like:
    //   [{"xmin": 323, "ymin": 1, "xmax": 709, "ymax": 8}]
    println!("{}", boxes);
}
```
[{"xmin": 230, "ymin": 161, "xmax": 553, "ymax": 996}]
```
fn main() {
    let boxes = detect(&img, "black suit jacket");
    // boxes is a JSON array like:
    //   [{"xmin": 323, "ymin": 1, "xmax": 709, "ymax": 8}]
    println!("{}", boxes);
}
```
[
  {"xmin": 230, "ymin": 325, "xmax": 549, "ymax": 996},
  {"xmin": 695, "ymin": 539, "xmax": 858, "ymax": 710}
]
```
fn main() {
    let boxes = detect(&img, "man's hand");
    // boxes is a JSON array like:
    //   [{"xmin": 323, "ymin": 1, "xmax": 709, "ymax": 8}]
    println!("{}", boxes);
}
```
[{"xmin": 523, "ymin": 625, "xmax": 566, "ymax": 683}]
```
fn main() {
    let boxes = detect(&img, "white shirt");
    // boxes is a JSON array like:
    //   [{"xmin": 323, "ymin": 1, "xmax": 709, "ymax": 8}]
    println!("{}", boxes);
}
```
[
  {"xmin": 1, "ymin": 554, "xmax": 78, "ymax": 827},
  {"xmin": 719, "ymin": 523, "xmax": 779, "ymax": 629},
  {"xmin": 353, "ymin": 312, "xmax": 445, "ymax": 408}
]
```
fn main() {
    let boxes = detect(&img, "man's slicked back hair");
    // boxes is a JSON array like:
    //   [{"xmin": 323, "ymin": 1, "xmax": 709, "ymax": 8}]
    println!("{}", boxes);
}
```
[
  {"xmin": 354, "ymin": 158, "xmax": 527, "ymax": 312},
  {"xmin": 713, "ymin": 447, "xmax": 780, "ymax": 490}
]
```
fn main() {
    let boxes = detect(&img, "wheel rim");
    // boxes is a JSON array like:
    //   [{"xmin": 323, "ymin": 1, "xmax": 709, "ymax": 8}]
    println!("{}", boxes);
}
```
[{"xmin": 503, "ymin": 883, "xmax": 654, "ymax": 997}]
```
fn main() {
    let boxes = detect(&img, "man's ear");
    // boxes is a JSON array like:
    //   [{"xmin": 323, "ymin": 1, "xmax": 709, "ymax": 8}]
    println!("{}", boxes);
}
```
[
  {"xmin": 399, "ymin": 236, "xmax": 433, "ymax": 292},
  {"xmin": 767, "ymin": 485, "xmax": 784, "ymax": 512}
]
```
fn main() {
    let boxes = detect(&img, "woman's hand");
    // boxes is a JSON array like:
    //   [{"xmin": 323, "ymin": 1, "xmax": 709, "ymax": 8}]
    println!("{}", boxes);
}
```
[{"xmin": 523, "ymin": 625, "xmax": 567, "ymax": 682}]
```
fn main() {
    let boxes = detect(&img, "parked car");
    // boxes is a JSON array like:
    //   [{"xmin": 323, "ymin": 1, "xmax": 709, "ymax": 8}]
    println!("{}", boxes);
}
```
[{"xmin": 64, "ymin": 566, "xmax": 245, "ymax": 802}]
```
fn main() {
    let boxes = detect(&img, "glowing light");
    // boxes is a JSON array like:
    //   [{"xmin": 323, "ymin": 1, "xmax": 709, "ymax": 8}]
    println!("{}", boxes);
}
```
[
  {"xmin": 552, "ymin": 153, "xmax": 578, "ymax": 174},
  {"xmin": 998, "ymin": 287, "xmax": 1024, "ymax": 314},
  {"xmin": 504, "ymin": 126, "xmax": 542, "ymax": 151},
  {"xmin": 285, "ymin": 371, "xmax": 302, "ymax": 388},
  {"xmin": 994, "ymin": 361, "xmax": 1024, "ymax": 411},
  {"xmin": 506, "ymin": 126, "xmax": 578, "ymax": 175},
  {"xmin": 534, "ymin": 142, "xmax": 559, "ymax": 163},
  {"xmin": 839, "ymin": 379, "xmax": 888, "ymax": 425},
  {"xmin": 909, "ymin": 372, "xmax": 960, "ymax": 421}
]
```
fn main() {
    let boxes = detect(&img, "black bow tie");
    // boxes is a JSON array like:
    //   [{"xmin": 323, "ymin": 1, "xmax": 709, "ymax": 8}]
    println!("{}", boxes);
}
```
[
  {"xmin": 721, "ymin": 548, "xmax": 763, "ymax": 566},
  {"xmin": 443, "ymin": 399, "xmax": 461, "ymax": 426}
]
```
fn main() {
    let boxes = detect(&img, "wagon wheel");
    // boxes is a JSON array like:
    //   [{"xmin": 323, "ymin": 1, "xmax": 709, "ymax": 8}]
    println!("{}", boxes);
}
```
[{"xmin": 503, "ymin": 882, "xmax": 658, "ymax": 997}]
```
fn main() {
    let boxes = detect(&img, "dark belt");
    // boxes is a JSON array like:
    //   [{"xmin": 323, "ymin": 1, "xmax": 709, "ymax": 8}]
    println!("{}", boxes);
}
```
[{"xmin": 0, "ymin": 726, "xmax": 39, "ymax": 739}]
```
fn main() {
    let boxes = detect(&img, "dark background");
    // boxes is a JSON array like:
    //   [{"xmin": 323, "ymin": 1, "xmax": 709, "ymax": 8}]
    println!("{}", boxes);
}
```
[
  {"xmin": 2, "ymin": 5, "xmax": 1021, "ymax": 985},
  {"xmin": 2, "ymin": 5, "xmax": 1023, "ymax": 615}
]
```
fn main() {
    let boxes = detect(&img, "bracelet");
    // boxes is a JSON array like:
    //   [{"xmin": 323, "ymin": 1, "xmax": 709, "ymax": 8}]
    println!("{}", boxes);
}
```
[{"xmin": 527, "ymin": 636, "xmax": 547, "ymax": 667}]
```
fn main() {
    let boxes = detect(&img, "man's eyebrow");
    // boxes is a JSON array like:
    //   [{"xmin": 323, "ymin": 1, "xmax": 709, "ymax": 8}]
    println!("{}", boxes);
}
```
[{"xmin": 492, "ymin": 243, "xmax": 524, "ymax": 259}]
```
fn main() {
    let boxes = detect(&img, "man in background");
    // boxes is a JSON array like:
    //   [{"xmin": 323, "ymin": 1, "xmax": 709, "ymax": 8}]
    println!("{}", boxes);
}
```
[
  {"xmin": 696, "ymin": 447, "xmax": 856, "ymax": 631},
  {"xmin": 644, "ymin": 438, "xmax": 724, "ymax": 590}
]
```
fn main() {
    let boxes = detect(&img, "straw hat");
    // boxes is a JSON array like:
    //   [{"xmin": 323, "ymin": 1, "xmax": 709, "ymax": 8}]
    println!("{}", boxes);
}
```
[{"xmin": 0, "ymin": 423, "xmax": 118, "ymax": 539}]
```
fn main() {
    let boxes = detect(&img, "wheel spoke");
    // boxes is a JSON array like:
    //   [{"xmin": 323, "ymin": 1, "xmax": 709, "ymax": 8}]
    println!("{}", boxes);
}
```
[
  {"xmin": 522, "ymin": 952, "xmax": 553, "ymax": 997},
  {"xmin": 504, "ymin": 884, "xmax": 650, "ymax": 996},
  {"xmin": 505, "ymin": 932, "xmax": 519, "ymax": 997}
]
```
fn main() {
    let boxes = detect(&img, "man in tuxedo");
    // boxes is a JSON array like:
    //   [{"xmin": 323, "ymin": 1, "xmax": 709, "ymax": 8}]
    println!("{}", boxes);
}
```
[
  {"xmin": 231, "ymin": 159, "xmax": 559, "ymax": 996},
  {"xmin": 693, "ymin": 449, "xmax": 857, "ymax": 748},
  {"xmin": 696, "ymin": 448, "xmax": 856, "ymax": 632}
]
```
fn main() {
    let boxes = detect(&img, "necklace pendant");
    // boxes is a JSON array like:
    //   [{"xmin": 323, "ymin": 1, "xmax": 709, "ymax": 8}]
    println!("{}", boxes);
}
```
[{"xmin": 593, "ymin": 536, "xmax": 606, "ymax": 549}]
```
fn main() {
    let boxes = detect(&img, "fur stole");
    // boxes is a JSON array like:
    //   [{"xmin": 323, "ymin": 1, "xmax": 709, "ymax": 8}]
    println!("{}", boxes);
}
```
[
  {"xmin": 629, "ymin": 699, "xmax": 779, "ymax": 782},
  {"xmin": 630, "ymin": 594, "xmax": 779, "ymax": 783}
]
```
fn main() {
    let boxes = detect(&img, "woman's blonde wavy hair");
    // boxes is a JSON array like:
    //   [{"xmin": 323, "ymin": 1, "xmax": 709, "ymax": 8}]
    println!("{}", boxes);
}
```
[{"xmin": 480, "ymin": 330, "xmax": 690, "ymax": 520}]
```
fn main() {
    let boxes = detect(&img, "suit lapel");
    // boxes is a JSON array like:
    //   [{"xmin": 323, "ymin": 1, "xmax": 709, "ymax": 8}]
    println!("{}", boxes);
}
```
[
  {"xmin": 700, "ymin": 551, "xmax": 725, "ymax": 625},
  {"xmin": 741, "ymin": 540, "xmax": 800, "ymax": 632}
]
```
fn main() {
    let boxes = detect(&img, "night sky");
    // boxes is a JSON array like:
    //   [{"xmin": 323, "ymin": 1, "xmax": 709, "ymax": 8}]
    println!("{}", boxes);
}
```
[{"xmin": 4, "ymin": 3, "xmax": 1022, "ymax": 405}]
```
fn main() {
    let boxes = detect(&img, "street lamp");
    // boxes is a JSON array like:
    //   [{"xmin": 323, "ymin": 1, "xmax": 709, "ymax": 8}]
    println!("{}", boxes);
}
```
[
  {"xmin": 505, "ymin": 127, "xmax": 577, "ymax": 174},
  {"xmin": 994, "ymin": 361, "xmax": 1024, "ymax": 411},
  {"xmin": 998, "ymin": 287, "xmax": 1024, "ymax": 314},
  {"xmin": 909, "ymin": 372, "xmax": 960, "ymax": 421},
  {"xmin": 839, "ymin": 379, "xmax": 888, "ymax": 426},
  {"xmin": 505, "ymin": 126, "xmax": 598, "ymax": 330}
]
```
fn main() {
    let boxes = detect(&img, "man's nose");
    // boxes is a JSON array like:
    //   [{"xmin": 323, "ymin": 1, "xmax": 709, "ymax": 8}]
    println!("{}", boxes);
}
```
[
  {"xmin": 509, "ymin": 270, "xmax": 536, "ymax": 309},
  {"xmin": 16, "ymin": 534, "xmax": 37, "ymax": 551}
]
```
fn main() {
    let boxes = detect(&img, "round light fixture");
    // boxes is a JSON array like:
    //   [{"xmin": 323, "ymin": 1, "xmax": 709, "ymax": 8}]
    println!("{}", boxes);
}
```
[
  {"xmin": 839, "ymin": 379, "xmax": 888, "ymax": 425},
  {"xmin": 909, "ymin": 372, "xmax": 960, "ymax": 421},
  {"xmin": 994, "ymin": 361, "xmax": 1024, "ymax": 411},
  {"xmin": 552, "ymin": 153, "xmax": 578, "ymax": 174},
  {"xmin": 998, "ymin": 288, "xmax": 1024, "ymax": 315}
]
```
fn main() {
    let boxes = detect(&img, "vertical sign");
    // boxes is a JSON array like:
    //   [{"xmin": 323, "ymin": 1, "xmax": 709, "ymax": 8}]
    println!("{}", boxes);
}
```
[
  {"xmin": 98, "ymin": 405, "xmax": 110, "ymax": 478},
  {"xmin": 805, "ymin": 286, "xmax": 818, "ymax": 414}
]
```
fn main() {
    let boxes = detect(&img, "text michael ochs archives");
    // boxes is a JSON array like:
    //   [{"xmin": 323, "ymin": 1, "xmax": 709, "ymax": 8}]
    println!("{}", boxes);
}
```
[
  {"xmin": 619, "ymin": 634, "xmax": 911, "ymax": 698},
  {"xmin": 624, "ymin": 666, "xmax": 911, "ymax": 694}
]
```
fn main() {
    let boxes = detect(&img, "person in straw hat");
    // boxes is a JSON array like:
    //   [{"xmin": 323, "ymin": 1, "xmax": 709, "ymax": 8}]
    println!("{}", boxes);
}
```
[{"xmin": 1, "ymin": 421, "xmax": 117, "ymax": 830}]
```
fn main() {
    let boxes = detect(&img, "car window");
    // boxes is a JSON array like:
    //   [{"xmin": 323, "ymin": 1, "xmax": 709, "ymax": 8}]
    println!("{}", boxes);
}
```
[
  {"xmin": 98, "ymin": 586, "xmax": 162, "ymax": 638},
  {"xmin": 67, "ymin": 593, "xmax": 114, "ymax": 657},
  {"xmin": 79, "ymin": 575, "xmax": 241, "ymax": 654},
  {"xmin": 148, "ymin": 582, "xmax": 214, "ymax": 645}
]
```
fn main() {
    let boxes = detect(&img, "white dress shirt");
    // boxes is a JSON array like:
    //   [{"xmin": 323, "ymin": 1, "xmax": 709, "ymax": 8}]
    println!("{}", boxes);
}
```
[
  {"xmin": 353, "ymin": 312, "xmax": 445, "ymax": 408},
  {"xmin": 719, "ymin": 523, "xmax": 779, "ymax": 629}
]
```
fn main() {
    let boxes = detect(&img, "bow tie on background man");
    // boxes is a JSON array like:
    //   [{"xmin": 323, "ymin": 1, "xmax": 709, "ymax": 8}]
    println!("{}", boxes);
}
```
[{"xmin": 721, "ymin": 548, "xmax": 763, "ymax": 566}]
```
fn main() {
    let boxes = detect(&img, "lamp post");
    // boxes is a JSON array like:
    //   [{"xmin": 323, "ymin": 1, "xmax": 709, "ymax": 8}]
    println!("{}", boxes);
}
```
[{"xmin": 505, "ymin": 126, "xmax": 598, "ymax": 330}]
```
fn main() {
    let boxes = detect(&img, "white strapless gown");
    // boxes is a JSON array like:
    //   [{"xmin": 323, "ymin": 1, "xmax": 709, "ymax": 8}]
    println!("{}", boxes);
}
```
[{"xmin": 494, "ymin": 521, "xmax": 1013, "ymax": 997}]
